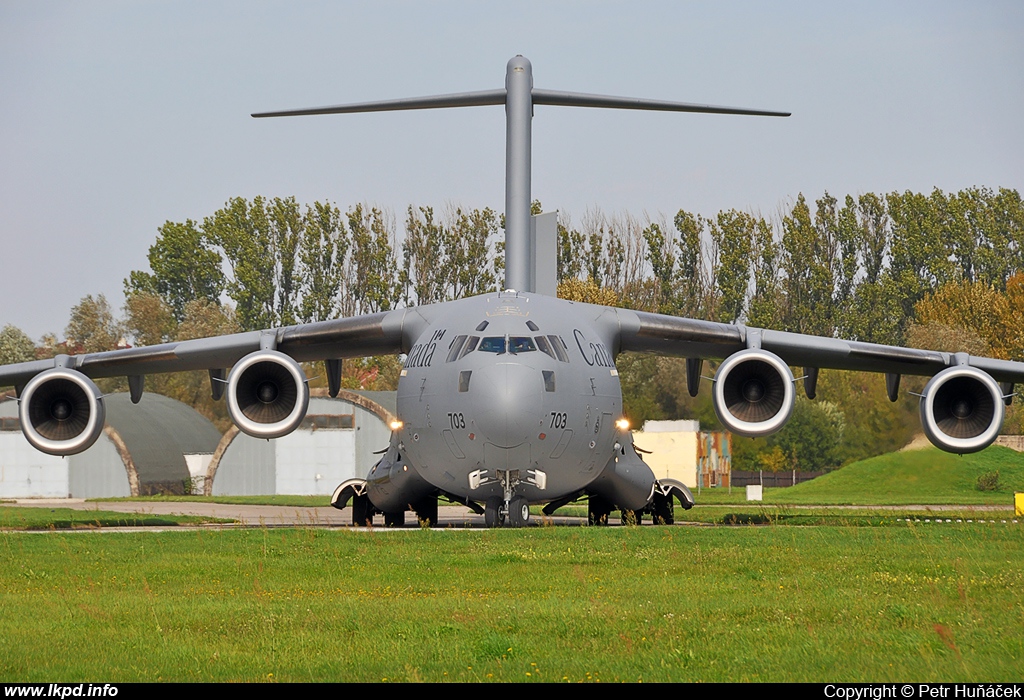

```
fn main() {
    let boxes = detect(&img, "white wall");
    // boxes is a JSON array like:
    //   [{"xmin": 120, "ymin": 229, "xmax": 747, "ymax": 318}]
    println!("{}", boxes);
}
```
[
  {"xmin": 274, "ymin": 428, "xmax": 356, "ymax": 495},
  {"xmin": 0, "ymin": 433, "xmax": 67, "ymax": 498}
]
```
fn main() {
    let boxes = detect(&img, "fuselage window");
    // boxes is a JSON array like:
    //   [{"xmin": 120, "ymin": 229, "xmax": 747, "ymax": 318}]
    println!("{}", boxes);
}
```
[
  {"xmin": 548, "ymin": 335, "xmax": 569, "ymax": 363},
  {"xmin": 526, "ymin": 320, "xmax": 540, "ymax": 331},
  {"xmin": 542, "ymin": 370, "xmax": 556, "ymax": 392},
  {"xmin": 509, "ymin": 336, "xmax": 536, "ymax": 354},
  {"xmin": 476, "ymin": 320, "xmax": 490, "ymax": 332},
  {"xmin": 446, "ymin": 335, "xmax": 468, "ymax": 363},
  {"xmin": 479, "ymin": 336, "xmax": 506, "ymax": 354},
  {"xmin": 459, "ymin": 370, "xmax": 472, "ymax": 393},
  {"xmin": 458, "ymin": 335, "xmax": 480, "ymax": 359},
  {"xmin": 535, "ymin": 335, "xmax": 556, "ymax": 360}
]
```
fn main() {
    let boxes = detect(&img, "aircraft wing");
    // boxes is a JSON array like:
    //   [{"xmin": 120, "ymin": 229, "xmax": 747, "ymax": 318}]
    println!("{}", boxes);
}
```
[
  {"xmin": 0, "ymin": 310, "xmax": 411, "ymax": 392},
  {"xmin": 614, "ymin": 308, "xmax": 1024, "ymax": 384},
  {"xmin": 610, "ymin": 307, "xmax": 1021, "ymax": 453}
]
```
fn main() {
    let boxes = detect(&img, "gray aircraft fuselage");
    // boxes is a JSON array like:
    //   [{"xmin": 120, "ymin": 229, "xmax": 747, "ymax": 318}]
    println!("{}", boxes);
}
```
[{"xmin": 362, "ymin": 291, "xmax": 654, "ymax": 516}]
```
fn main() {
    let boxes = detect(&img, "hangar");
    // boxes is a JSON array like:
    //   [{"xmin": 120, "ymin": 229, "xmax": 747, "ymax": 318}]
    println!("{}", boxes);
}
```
[
  {"xmin": 0, "ymin": 392, "xmax": 222, "ymax": 498},
  {"xmin": 206, "ymin": 389, "xmax": 395, "ymax": 496}
]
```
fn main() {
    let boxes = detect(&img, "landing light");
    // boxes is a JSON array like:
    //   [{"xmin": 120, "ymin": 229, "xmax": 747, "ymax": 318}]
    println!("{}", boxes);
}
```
[
  {"xmin": 390, "ymin": 420, "xmax": 404, "ymax": 431},
  {"xmin": 615, "ymin": 418, "xmax": 630, "ymax": 431}
]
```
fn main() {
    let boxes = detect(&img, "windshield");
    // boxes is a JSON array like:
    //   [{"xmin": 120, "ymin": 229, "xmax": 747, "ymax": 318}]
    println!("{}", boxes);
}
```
[
  {"xmin": 509, "ymin": 336, "xmax": 536, "ymax": 354},
  {"xmin": 479, "ymin": 336, "xmax": 506, "ymax": 354}
]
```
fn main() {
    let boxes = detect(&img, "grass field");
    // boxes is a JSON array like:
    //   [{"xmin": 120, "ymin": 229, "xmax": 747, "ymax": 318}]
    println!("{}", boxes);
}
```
[
  {"xmin": 1, "ymin": 524, "xmax": 1021, "ymax": 682},
  {"xmin": 692, "ymin": 445, "xmax": 1024, "ymax": 506},
  {"xmin": 0, "ymin": 507, "xmax": 232, "ymax": 530}
]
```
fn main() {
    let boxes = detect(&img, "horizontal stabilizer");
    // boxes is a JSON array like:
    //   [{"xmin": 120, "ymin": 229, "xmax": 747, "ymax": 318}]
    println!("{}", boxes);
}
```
[
  {"xmin": 252, "ymin": 89, "xmax": 507, "ymax": 118},
  {"xmin": 531, "ymin": 89, "xmax": 790, "ymax": 117}
]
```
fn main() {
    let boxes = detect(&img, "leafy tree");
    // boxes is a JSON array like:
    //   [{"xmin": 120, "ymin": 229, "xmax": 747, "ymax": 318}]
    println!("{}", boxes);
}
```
[
  {"xmin": 671, "ymin": 209, "xmax": 707, "ymax": 318},
  {"xmin": 912, "ymin": 280, "xmax": 1010, "ymax": 358},
  {"xmin": 267, "ymin": 196, "xmax": 304, "ymax": 326},
  {"xmin": 746, "ymin": 215, "xmax": 782, "ymax": 329},
  {"xmin": 857, "ymin": 192, "xmax": 889, "ymax": 285},
  {"xmin": 0, "ymin": 325, "xmax": 36, "ymax": 365},
  {"xmin": 443, "ymin": 206, "xmax": 498, "ymax": 300},
  {"xmin": 557, "ymin": 216, "xmax": 585, "ymax": 282},
  {"xmin": 780, "ymin": 193, "xmax": 843, "ymax": 336},
  {"xmin": 203, "ymin": 197, "xmax": 277, "ymax": 331},
  {"xmin": 401, "ymin": 206, "xmax": 445, "ymax": 305},
  {"xmin": 66, "ymin": 295, "xmax": 123, "ymax": 354},
  {"xmin": 299, "ymin": 201, "xmax": 348, "ymax": 323},
  {"xmin": 709, "ymin": 210, "xmax": 754, "ymax": 324},
  {"xmin": 124, "ymin": 292, "xmax": 177, "ymax": 347},
  {"xmin": 125, "ymin": 219, "xmax": 224, "ymax": 322},
  {"xmin": 344, "ymin": 203, "xmax": 400, "ymax": 316}
]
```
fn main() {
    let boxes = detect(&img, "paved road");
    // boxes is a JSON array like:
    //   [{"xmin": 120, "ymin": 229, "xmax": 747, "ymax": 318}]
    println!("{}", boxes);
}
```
[
  {"xmin": 5, "ymin": 499, "xmax": 588, "ymax": 528},
  {"xmin": 6, "ymin": 498, "xmax": 1015, "ymax": 530}
]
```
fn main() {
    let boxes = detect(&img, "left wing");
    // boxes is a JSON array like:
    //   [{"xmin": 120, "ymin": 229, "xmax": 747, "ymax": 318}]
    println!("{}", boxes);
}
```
[
  {"xmin": 609, "ymin": 308, "xmax": 1023, "ymax": 454},
  {"xmin": 0, "ymin": 309, "xmax": 417, "ymax": 455}
]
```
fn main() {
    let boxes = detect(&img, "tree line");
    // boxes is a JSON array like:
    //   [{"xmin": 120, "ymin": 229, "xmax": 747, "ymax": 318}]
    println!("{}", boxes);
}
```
[{"xmin": 1, "ymin": 186, "xmax": 1021, "ymax": 461}]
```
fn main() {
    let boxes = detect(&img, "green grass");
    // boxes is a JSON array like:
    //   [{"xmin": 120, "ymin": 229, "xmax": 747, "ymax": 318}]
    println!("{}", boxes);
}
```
[
  {"xmin": 1, "ymin": 524, "xmax": 1021, "ymax": 682},
  {"xmin": 0, "ymin": 507, "xmax": 234, "ymax": 530},
  {"xmin": 686, "ymin": 445, "xmax": 1024, "ymax": 506}
]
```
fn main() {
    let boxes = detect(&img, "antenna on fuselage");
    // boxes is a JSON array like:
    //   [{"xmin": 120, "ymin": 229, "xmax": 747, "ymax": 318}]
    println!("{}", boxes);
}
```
[{"xmin": 252, "ymin": 56, "xmax": 790, "ymax": 293}]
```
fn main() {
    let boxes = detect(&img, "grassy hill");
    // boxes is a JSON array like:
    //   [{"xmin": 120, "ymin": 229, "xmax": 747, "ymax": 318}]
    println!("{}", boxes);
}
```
[{"xmin": 767, "ymin": 445, "xmax": 1024, "ymax": 505}]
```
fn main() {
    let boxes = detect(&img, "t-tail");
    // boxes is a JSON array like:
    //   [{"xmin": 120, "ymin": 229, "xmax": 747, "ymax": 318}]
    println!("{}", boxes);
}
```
[{"xmin": 252, "ymin": 56, "xmax": 790, "ymax": 294}]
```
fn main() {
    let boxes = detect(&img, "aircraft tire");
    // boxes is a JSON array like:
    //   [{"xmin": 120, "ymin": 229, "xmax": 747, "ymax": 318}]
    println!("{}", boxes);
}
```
[
  {"xmin": 620, "ymin": 509, "xmax": 641, "ymax": 526},
  {"xmin": 351, "ymin": 494, "xmax": 373, "ymax": 527},
  {"xmin": 588, "ymin": 496, "xmax": 611, "ymax": 526},
  {"xmin": 653, "ymin": 494, "xmax": 674, "ymax": 525},
  {"xmin": 384, "ymin": 511, "xmax": 405, "ymax": 528},
  {"xmin": 484, "ymin": 499, "xmax": 504, "ymax": 528},
  {"xmin": 413, "ymin": 497, "xmax": 438, "ymax": 528},
  {"xmin": 508, "ymin": 496, "xmax": 530, "ymax": 528}
]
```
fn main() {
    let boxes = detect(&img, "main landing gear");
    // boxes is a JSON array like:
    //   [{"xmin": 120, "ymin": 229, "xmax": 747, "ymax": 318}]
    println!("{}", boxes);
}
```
[{"xmin": 484, "ymin": 495, "xmax": 531, "ymax": 528}]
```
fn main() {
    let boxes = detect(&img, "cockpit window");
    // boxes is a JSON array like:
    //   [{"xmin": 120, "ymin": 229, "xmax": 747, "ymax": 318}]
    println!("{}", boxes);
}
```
[
  {"xmin": 509, "ymin": 336, "xmax": 536, "ymax": 354},
  {"xmin": 459, "ymin": 335, "xmax": 480, "ymax": 359},
  {"xmin": 535, "ymin": 335, "xmax": 555, "ymax": 359},
  {"xmin": 479, "ymin": 336, "xmax": 506, "ymax": 354},
  {"xmin": 446, "ymin": 335, "xmax": 468, "ymax": 363},
  {"xmin": 548, "ymin": 335, "xmax": 570, "ymax": 363}
]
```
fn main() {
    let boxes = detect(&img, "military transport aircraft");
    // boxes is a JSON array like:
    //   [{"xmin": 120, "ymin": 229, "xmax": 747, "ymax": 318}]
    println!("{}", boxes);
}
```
[{"xmin": 2, "ymin": 56, "xmax": 1022, "ymax": 527}]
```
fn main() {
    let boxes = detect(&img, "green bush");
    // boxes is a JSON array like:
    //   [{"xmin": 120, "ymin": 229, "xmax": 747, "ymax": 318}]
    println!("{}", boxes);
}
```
[{"xmin": 975, "ymin": 470, "xmax": 1000, "ymax": 491}]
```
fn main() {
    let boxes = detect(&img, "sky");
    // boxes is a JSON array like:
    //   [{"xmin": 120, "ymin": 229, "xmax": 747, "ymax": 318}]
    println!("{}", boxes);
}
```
[{"xmin": 1, "ymin": 1, "xmax": 1022, "ymax": 340}]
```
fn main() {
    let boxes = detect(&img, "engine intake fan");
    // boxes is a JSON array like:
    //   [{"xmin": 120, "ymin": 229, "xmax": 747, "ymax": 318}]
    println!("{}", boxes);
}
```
[
  {"xmin": 920, "ymin": 366, "xmax": 1003, "ymax": 454},
  {"xmin": 713, "ymin": 349, "xmax": 795, "ymax": 437},
  {"xmin": 19, "ymin": 369, "xmax": 105, "ymax": 456},
  {"xmin": 227, "ymin": 351, "xmax": 310, "ymax": 439}
]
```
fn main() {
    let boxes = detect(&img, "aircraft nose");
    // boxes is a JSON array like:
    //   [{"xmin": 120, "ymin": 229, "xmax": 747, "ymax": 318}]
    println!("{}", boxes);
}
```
[{"xmin": 473, "ymin": 362, "xmax": 544, "ymax": 448}]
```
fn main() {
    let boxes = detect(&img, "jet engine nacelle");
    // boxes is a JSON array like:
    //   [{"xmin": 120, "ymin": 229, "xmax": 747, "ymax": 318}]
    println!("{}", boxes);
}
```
[
  {"xmin": 19, "ymin": 369, "xmax": 106, "ymax": 456},
  {"xmin": 226, "ymin": 350, "xmax": 310, "ymax": 439},
  {"xmin": 713, "ymin": 349, "xmax": 795, "ymax": 437},
  {"xmin": 920, "ymin": 366, "xmax": 1004, "ymax": 454}
]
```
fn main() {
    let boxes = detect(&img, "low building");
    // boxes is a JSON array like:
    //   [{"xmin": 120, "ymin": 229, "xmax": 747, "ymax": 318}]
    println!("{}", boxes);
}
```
[
  {"xmin": 0, "ymin": 392, "xmax": 221, "ymax": 498},
  {"xmin": 631, "ymin": 419, "xmax": 732, "ymax": 489},
  {"xmin": 207, "ymin": 390, "xmax": 395, "ymax": 496}
]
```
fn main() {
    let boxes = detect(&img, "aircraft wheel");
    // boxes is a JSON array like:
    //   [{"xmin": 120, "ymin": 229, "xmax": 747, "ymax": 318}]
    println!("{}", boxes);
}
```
[
  {"xmin": 620, "ymin": 509, "xmax": 641, "ymax": 526},
  {"xmin": 384, "ymin": 511, "xmax": 405, "ymax": 528},
  {"xmin": 351, "ymin": 494, "xmax": 373, "ymax": 527},
  {"xmin": 413, "ymin": 496, "xmax": 438, "ymax": 528},
  {"xmin": 653, "ymin": 495, "xmax": 674, "ymax": 525},
  {"xmin": 508, "ymin": 496, "xmax": 530, "ymax": 528},
  {"xmin": 588, "ymin": 496, "xmax": 611, "ymax": 526},
  {"xmin": 484, "ymin": 499, "xmax": 504, "ymax": 528}
]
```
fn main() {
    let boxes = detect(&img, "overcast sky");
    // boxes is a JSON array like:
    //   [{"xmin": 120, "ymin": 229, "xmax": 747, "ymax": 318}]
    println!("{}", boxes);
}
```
[{"xmin": 2, "ymin": 1, "xmax": 1022, "ymax": 340}]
